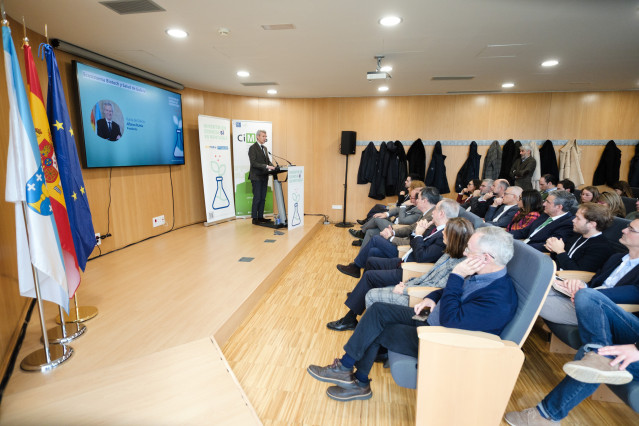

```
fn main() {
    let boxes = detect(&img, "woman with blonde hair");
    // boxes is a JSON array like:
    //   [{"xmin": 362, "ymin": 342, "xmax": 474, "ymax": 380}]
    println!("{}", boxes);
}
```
[{"xmin": 599, "ymin": 191, "xmax": 626, "ymax": 218}]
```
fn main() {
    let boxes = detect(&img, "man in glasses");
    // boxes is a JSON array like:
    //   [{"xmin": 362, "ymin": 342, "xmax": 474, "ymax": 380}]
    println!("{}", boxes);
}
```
[{"xmin": 485, "ymin": 186, "xmax": 523, "ymax": 227}]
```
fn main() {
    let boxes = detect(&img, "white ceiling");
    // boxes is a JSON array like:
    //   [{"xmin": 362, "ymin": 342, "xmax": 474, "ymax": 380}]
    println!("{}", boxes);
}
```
[{"xmin": 5, "ymin": 0, "xmax": 639, "ymax": 98}]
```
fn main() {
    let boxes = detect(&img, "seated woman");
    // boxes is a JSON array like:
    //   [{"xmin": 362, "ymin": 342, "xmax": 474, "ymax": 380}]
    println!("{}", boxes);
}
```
[
  {"xmin": 365, "ymin": 217, "xmax": 473, "ymax": 309},
  {"xmin": 612, "ymin": 180, "xmax": 633, "ymax": 198},
  {"xmin": 456, "ymin": 179, "xmax": 481, "ymax": 204},
  {"xmin": 579, "ymin": 186, "xmax": 601, "ymax": 204},
  {"xmin": 599, "ymin": 191, "xmax": 626, "ymax": 218},
  {"xmin": 506, "ymin": 189, "xmax": 543, "ymax": 232},
  {"xmin": 326, "ymin": 217, "xmax": 473, "ymax": 331}
]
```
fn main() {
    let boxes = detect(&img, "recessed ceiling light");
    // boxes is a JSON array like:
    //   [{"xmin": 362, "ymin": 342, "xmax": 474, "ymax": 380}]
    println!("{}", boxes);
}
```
[
  {"xmin": 380, "ymin": 65, "xmax": 393, "ymax": 72},
  {"xmin": 379, "ymin": 16, "xmax": 402, "ymax": 26},
  {"xmin": 378, "ymin": 86, "xmax": 389, "ymax": 92},
  {"xmin": 267, "ymin": 89, "xmax": 277, "ymax": 95},
  {"xmin": 502, "ymin": 82, "xmax": 515, "ymax": 88},
  {"xmin": 237, "ymin": 71, "xmax": 250, "ymax": 77},
  {"xmin": 166, "ymin": 28, "xmax": 188, "ymax": 38},
  {"xmin": 542, "ymin": 59, "xmax": 559, "ymax": 67}
]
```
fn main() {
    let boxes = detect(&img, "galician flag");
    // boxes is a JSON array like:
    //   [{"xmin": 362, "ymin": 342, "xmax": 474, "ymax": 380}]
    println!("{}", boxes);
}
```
[
  {"xmin": 3, "ymin": 23, "xmax": 69, "ymax": 312},
  {"xmin": 24, "ymin": 38, "xmax": 81, "ymax": 298},
  {"xmin": 43, "ymin": 43, "xmax": 96, "ymax": 271}
]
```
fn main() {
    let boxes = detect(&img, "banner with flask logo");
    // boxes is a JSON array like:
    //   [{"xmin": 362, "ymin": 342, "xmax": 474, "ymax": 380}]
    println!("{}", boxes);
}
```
[
  {"xmin": 198, "ymin": 115, "xmax": 235, "ymax": 224},
  {"xmin": 287, "ymin": 166, "xmax": 304, "ymax": 230},
  {"xmin": 232, "ymin": 120, "xmax": 273, "ymax": 217}
]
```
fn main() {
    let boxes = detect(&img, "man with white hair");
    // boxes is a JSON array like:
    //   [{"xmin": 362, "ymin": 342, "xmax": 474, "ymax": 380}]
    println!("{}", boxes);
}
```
[
  {"xmin": 510, "ymin": 144, "xmax": 536, "ymax": 190},
  {"xmin": 309, "ymin": 227, "xmax": 518, "ymax": 401}
]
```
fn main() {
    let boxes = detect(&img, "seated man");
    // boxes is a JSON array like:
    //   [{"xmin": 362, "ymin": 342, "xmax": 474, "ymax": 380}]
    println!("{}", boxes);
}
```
[
  {"xmin": 485, "ymin": 186, "xmax": 522, "ymax": 227},
  {"xmin": 309, "ymin": 227, "xmax": 518, "ymax": 401},
  {"xmin": 350, "ymin": 184, "xmax": 434, "ymax": 247},
  {"xmin": 505, "ymin": 288, "xmax": 639, "ymax": 425},
  {"xmin": 356, "ymin": 173, "xmax": 421, "ymax": 225},
  {"xmin": 539, "ymin": 174, "xmax": 558, "ymax": 200},
  {"xmin": 509, "ymin": 190, "xmax": 577, "ymax": 252},
  {"xmin": 336, "ymin": 198, "xmax": 458, "ymax": 278},
  {"xmin": 460, "ymin": 178, "xmax": 494, "ymax": 218},
  {"xmin": 540, "ymin": 218, "xmax": 639, "ymax": 326},
  {"xmin": 544, "ymin": 202, "xmax": 613, "ymax": 272}
]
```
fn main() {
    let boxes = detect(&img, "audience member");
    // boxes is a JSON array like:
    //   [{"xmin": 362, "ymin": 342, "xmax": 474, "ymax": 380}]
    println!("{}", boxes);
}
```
[
  {"xmin": 599, "ymin": 191, "xmax": 626, "ymax": 218},
  {"xmin": 557, "ymin": 179, "xmax": 576, "ymax": 194},
  {"xmin": 505, "ymin": 288, "xmax": 638, "ymax": 425},
  {"xmin": 539, "ymin": 174, "xmax": 558, "ymax": 200},
  {"xmin": 507, "ymin": 189, "xmax": 543, "ymax": 232},
  {"xmin": 580, "ymin": 186, "xmax": 601, "ymax": 204},
  {"xmin": 309, "ymin": 227, "xmax": 518, "ymax": 401},
  {"xmin": 612, "ymin": 180, "xmax": 634, "ymax": 198},
  {"xmin": 627, "ymin": 199, "xmax": 639, "ymax": 221},
  {"xmin": 544, "ymin": 203, "xmax": 613, "ymax": 272},
  {"xmin": 460, "ymin": 179, "xmax": 494, "ymax": 218},
  {"xmin": 357, "ymin": 173, "xmax": 422, "ymax": 225},
  {"xmin": 510, "ymin": 144, "xmax": 536, "ymax": 190},
  {"xmin": 540, "ymin": 218, "xmax": 639, "ymax": 326},
  {"xmin": 456, "ymin": 179, "xmax": 482, "ymax": 204},
  {"xmin": 327, "ymin": 218, "xmax": 473, "ymax": 331},
  {"xmin": 509, "ymin": 191, "xmax": 577, "ymax": 252},
  {"xmin": 485, "ymin": 186, "xmax": 522, "ymax": 227}
]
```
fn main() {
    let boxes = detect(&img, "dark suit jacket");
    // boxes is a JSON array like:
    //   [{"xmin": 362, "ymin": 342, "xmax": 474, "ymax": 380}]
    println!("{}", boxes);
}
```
[
  {"xmin": 461, "ymin": 195, "xmax": 494, "ymax": 218},
  {"xmin": 509, "ymin": 212, "xmax": 576, "ymax": 252},
  {"xmin": 551, "ymin": 233, "xmax": 612, "ymax": 272},
  {"xmin": 510, "ymin": 156, "xmax": 536, "ymax": 190},
  {"xmin": 485, "ymin": 205, "xmax": 519, "ymax": 228},
  {"xmin": 97, "ymin": 118, "xmax": 121, "ymax": 141},
  {"xmin": 588, "ymin": 253, "xmax": 639, "ymax": 304},
  {"xmin": 248, "ymin": 142, "xmax": 273, "ymax": 181},
  {"xmin": 406, "ymin": 227, "xmax": 446, "ymax": 263}
]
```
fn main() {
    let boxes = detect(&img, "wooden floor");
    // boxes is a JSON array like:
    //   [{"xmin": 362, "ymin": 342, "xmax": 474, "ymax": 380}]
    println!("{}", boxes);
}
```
[
  {"xmin": 222, "ymin": 225, "xmax": 639, "ymax": 425},
  {"xmin": 0, "ymin": 217, "xmax": 321, "ymax": 425}
]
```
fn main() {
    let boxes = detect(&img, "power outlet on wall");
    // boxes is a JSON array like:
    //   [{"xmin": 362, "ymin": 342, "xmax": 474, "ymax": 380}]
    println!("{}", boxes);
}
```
[
  {"xmin": 153, "ymin": 215, "xmax": 166, "ymax": 227},
  {"xmin": 95, "ymin": 233, "xmax": 101, "ymax": 246}
]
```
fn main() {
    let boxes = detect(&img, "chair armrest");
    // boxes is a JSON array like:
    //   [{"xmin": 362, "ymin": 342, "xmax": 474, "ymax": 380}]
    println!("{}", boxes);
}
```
[
  {"xmin": 556, "ymin": 270, "xmax": 595, "ymax": 283},
  {"xmin": 407, "ymin": 287, "xmax": 441, "ymax": 307},
  {"xmin": 397, "ymin": 245, "xmax": 410, "ymax": 257},
  {"xmin": 618, "ymin": 304, "xmax": 639, "ymax": 313},
  {"xmin": 417, "ymin": 326, "xmax": 505, "ymax": 346},
  {"xmin": 401, "ymin": 262, "xmax": 434, "ymax": 281}
]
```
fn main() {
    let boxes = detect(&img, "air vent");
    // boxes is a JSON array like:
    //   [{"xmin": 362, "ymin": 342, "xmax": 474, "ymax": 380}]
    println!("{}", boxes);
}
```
[
  {"xmin": 261, "ymin": 24, "xmax": 296, "ymax": 30},
  {"xmin": 241, "ymin": 82, "xmax": 279, "ymax": 87},
  {"xmin": 432, "ymin": 76, "xmax": 475, "ymax": 81},
  {"xmin": 100, "ymin": 0, "xmax": 165, "ymax": 14},
  {"xmin": 447, "ymin": 90, "xmax": 500, "ymax": 94}
]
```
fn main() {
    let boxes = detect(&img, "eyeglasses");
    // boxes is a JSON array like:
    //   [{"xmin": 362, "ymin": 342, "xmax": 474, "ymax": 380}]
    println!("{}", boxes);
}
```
[
  {"xmin": 625, "ymin": 225, "xmax": 639, "ymax": 234},
  {"xmin": 463, "ymin": 247, "xmax": 495, "ymax": 259}
]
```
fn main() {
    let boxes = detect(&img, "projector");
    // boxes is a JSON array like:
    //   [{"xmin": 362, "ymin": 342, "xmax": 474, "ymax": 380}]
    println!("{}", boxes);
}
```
[{"xmin": 367, "ymin": 71, "xmax": 391, "ymax": 80}]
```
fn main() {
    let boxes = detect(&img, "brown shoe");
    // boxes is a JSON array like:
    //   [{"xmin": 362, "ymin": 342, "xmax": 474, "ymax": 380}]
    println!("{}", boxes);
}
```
[
  {"xmin": 336, "ymin": 263, "xmax": 361, "ymax": 278},
  {"xmin": 326, "ymin": 380, "xmax": 372, "ymax": 401},
  {"xmin": 504, "ymin": 408, "xmax": 558, "ymax": 425},
  {"xmin": 563, "ymin": 351, "xmax": 633, "ymax": 385},
  {"xmin": 307, "ymin": 359, "xmax": 353, "ymax": 386}
]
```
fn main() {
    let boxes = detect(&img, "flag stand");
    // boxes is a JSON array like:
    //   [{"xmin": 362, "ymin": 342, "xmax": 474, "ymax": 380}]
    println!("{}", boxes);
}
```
[
  {"xmin": 21, "ymin": 258, "xmax": 73, "ymax": 372},
  {"xmin": 55, "ymin": 293, "xmax": 98, "ymax": 324},
  {"xmin": 45, "ymin": 305, "xmax": 86, "ymax": 344}
]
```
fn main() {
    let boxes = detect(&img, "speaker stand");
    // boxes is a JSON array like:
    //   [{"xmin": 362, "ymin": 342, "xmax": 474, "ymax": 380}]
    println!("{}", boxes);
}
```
[{"xmin": 335, "ymin": 153, "xmax": 354, "ymax": 228}]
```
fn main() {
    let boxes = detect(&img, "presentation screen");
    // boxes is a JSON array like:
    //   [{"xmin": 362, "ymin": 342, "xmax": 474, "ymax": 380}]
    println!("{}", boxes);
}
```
[{"xmin": 73, "ymin": 61, "xmax": 184, "ymax": 168}]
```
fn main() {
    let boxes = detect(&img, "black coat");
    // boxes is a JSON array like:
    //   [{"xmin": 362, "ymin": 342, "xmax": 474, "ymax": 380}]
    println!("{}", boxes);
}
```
[
  {"xmin": 628, "ymin": 142, "xmax": 639, "ymax": 187},
  {"xmin": 386, "ymin": 141, "xmax": 408, "ymax": 197},
  {"xmin": 498, "ymin": 139, "xmax": 519, "ymax": 183},
  {"xmin": 406, "ymin": 139, "xmax": 426, "ymax": 181},
  {"xmin": 455, "ymin": 141, "xmax": 481, "ymax": 193},
  {"xmin": 357, "ymin": 142, "xmax": 378, "ymax": 184},
  {"xmin": 593, "ymin": 140, "xmax": 621, "ymax": 186},
  {"xmin": 368, "ymin": 142, "xmax": 389, "ymax": 199},
  {"xmin": 425, "ymin": 141, "xmax": 450, "ymax": 194},
  {"xmin": 539, "ymin": 140, "xmax": 559, "ymax": 179}
]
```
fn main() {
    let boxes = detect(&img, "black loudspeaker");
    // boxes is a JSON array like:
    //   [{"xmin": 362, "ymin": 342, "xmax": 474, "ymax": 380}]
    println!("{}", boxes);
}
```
[{"xmin": 340, "ymin": 131, "xmax": 356, "ymax": 155}]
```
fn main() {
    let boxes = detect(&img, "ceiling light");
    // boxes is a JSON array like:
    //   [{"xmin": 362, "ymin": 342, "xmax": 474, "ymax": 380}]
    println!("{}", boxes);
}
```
[
  {"xmin": 542, "ymin": 59, "xmax": 559, "ymax": 67},
  {"xmin": 502, "ymin": 82, "xmax": 515, "ymax": 88},
  {"xmin": 166, "ymin": 28, "xmax": 188, "ymax": 38},
  {"xmin": 379, "ymin": 16, "xmax": 402, "ymax": 26},
  {"xmin": 237, "ymin": 71, "xmax": 250, "ymax": 77},
  {"xmin": 267, "ymin": 89, "xmax": 277, "ymax": 95},
  {"xmin": 378, "ymin": 86, "xmax": 389, "ymax": 92},
  {"xmin": 380, "ymin": 65, "xmax": 392, "ymax": 72}
]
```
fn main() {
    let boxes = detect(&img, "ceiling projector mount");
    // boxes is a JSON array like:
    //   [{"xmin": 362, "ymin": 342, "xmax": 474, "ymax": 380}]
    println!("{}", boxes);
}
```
[{"xmin": 367, "ymin": 55, "xmax": 391, "ymax": 80}]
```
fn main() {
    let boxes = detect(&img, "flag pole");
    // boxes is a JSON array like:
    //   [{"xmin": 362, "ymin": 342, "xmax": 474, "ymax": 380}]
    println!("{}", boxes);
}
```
[
  {"xmin": 19, "ymin": 203, "xmax": 74, "ymax": 372},
  {"xmin": 57, "ymin": 292, "xmax": 98, "ymax": 324}
]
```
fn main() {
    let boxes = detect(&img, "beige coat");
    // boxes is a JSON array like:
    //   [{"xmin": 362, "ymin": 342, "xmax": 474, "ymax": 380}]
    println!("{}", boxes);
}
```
[{"xmin": 559, "ymin": 139, "xmax": 584, "ymax": 186}]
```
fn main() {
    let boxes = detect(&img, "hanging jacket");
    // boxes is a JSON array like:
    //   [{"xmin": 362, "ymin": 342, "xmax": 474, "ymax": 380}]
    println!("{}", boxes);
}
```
[
  {"xmin": 530, "ymin": 141, "xmax": 541, "ymax": 190},
  {"xmin": 384, "ymin": 142, "xmax": 399, "ymax": 197},
  {"xmin": 628, "ymin": 142, "xmax": 639, "ymax": 187},
  {"xmin": 593, "ymin": 140, "xmax": 621, "ymax": 186},
  {"xmin": 539, "ymin": 140, "xmax": 559, "ymax": 179},
  {"xmin": 498, "ymin": 139, "xmax": 518, "ymax": 183},
  {"xmin": 455, "ymin": 141, "xmax": 481, "ymax": 193},
  {"xmin": 368, "ymin": 142, "xmax": 389, "ymax": 199},
  {"xmin": 559, "ymin": 139, "xmax": 585, "ymax": 187},
  {"xmin": 406, "ymin": 139, "xmax": 426, "ymax": 181},
  {"xmin": 482, "ymin": 140, "xmax": 502, "ymax": 180},
  {"xmin": 387, "ymin": 141, "xmax": 408, "ymax": 197},
  {"xmin": 425, "ymin": 141, "xmax": 450, "ymax": 194},
  {"xmin": 357, "ymin": 141, "xmax": 378, "ymax": 184}
]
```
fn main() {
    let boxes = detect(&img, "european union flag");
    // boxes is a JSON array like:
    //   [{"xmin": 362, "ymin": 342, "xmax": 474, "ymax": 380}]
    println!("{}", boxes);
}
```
[{"xmin": 42, "ymin": 44, "xmax": 96, "ymax": 271}]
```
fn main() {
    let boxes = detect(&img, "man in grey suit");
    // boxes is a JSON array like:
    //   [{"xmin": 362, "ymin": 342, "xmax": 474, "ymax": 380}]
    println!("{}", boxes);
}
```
[
  {"xmin": 485, "ymin": 186, "xmax": 522, "ymax": 227},
  {"xmin": 510, "ymin": 144, "xmax": 536, "ymax": 190}
]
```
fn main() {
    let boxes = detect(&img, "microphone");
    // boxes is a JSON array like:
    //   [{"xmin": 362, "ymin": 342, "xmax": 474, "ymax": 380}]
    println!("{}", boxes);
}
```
[{"xmin": 268, "ymin": 151, "xmax": 293, "ymax": 166}]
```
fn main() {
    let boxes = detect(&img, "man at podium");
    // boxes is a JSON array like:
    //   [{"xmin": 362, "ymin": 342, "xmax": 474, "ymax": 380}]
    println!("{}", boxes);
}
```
[{"xmin": 248, "ymin": 130, "xmax": 275, "ymax": 224}]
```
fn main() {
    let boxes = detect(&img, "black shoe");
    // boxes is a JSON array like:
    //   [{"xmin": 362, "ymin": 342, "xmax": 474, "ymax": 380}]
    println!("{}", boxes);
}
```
[
  {"xmin": 374, "ymin": 352, "xmax": 388, "ymax": 364},
  {"xmin": 326, "ymin": 381, "xmax": 372, "ymax": 401},
  {"xmin": 348, "ymin": 229, "xmax": 365, "ymax": 239},
  {"xmin": 327, "ymin": 317, "xmax": 358, "ymax": 331},
  {"xmin": 252, "ymin": 218, "xmax": 261, "ymax": 225},
  {"xmin": 258, "ymin": 218, "xmax": 271, "ymax": 223},
  {"xmin": 352, "ymin": 239, "xmax": 362, "ymax": 247},
  {"xmin": 336, "ymin": 263, "xmax": 361, "ymax": 278},
  {"xmin": 357, "ymin": 219, "xmax": 367, "ymax": 225}
]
